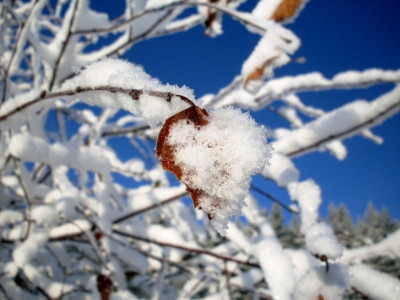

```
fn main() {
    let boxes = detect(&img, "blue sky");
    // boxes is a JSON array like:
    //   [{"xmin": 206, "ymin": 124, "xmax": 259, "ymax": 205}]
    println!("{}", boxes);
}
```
[{"xmin": 95, "ymin": 0, "xmax": 400, "ymax": 221}]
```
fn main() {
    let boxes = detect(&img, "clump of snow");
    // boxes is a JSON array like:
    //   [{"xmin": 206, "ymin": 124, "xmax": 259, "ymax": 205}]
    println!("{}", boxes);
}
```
[
  {"xmin": 262, "ymin": 153, "xmax": 299, "ymax": 187},
  {"xmin": 350, "ymin": 264, "xmax": 400, "ymax": 300},
  {"xmin": 31, "ymin": 205, "xmax": 57, "ymax": 227},
  {"xmin": 294, "ymin": 264, "xmax": 349, "ymax": 300},
  {"xmin": 139, "ymin": 94, "xmax": 191, "ymax": 127},
  {"xmin": 74, "ymin": 0, "xmax": 110, "ymax": 31},
  {"xmin": 167, "ymin": 107, "xmax": 271, "ymax": 235},
  {"xmin": 13, "ymin": 230, "xmax": 48, "ymax": 267},
  {"xmin": 289, "ymin": 180, "xmax": 343, "ymax": 259},
  {"xmin": 0, "ymin": 210, "xmax": 23, "ymax": 226},
  {"xmin": 253, "ymin": 236, "xmax": 295, "ymax": 300},
  {"xmin": 62, "ymin": 58, "xmax": 194, "ymax": 99},
  {"xmin": 306, "ymin": 223, "xmax": 343, "ymax": 260},
  {"xmin": 288, "ymin": 180, "xmax": 321, "ymax": 231},
  {"xmin": 61, "ymin": 58, "xmax": 194, "ymax": 125}
]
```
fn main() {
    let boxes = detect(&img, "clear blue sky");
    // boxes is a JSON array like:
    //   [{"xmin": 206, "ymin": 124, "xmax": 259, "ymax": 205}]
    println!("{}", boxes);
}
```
[{"xmin": 95, "ymin": 0, "xmax": 400, "ymax": 221}]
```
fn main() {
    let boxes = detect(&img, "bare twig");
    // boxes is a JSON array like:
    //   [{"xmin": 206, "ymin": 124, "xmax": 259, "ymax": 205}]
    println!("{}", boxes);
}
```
[
  {"xmin": 102, "ymin": 124, "xmax": 150, "ymax": 138},
  {"xmin": 73, "ymin": 0, "xmax": 265, "ymax": 36},
  {"xmin": 112, "ymin": 190, "xmax": 188, "ymax": 224},
  {"xmin": 113, "ymin": 229, "xmax": 260, "ymax": 268},
  {"xmin": 251, "ymin": 185, "xmax": 298, "ymax": 214}
]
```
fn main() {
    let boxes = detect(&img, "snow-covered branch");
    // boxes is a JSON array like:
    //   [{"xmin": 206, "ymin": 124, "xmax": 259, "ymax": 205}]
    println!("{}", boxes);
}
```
[{"xmin": 1, "ymin": 0, "xmax": 399, "ymax": 299}]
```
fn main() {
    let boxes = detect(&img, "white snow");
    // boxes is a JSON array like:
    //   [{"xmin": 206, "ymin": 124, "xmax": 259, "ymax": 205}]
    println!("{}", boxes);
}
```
[
  {"xmin": 9, "ymin": 133, "xmax": 110, "ymax": 173},
  {"xmin": 31, "ymin": 205, "xmax": 57, "ymax": 227},
  {"xmin": 12, "ymin": 229, "xmax": 48, "ymax": 267},
  {"xmin": 289, "ymin": 180, "xmax": 343, "ymax": 259},
  {"xmin": 288, "ymin": 180, "xmax": 321, "ymax": 231},
  {"xmin": 74, "ymin": 0, "xmax": 110, "ymax": 31},
  {"xmin": 305, "ymin": 223, "xmax": 343, "ymax": 260},
  {"xmin": 60, "ymin": 58, "xmax": 194, "ymax": 125},
  {"xmin": 0, "ymin": 210, "xmax": 24, "ymax": 226},
  {"xmin": 252, "ymin": 0, "xmax": 282, "ymax": 21},
  {"xmin": 262, "ymin": 152, "xmax": 299, "ymax": 187},
  {"xmin": 273, "ymin": 85, "xmax": 400, "ymax": 157},
  {"xmin": 241, "ymin": 24, "xmax": 300, "ymax": 88},
  {"xmin": 350, "ymin": 264, "xmax": 400, "ymax": 300},
  {"xmin": 294, "ymin": 264, "xmax": 349, "ymax": 300},
  {"xmin": 167, "ymin": 107, "xmax": 271, "ymax": 235}
]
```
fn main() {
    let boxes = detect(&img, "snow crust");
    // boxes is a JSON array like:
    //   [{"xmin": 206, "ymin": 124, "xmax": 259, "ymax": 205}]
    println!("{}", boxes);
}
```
[{"xmin": 168, "ymin": 107, "xmax": 271, "ymax": 235}]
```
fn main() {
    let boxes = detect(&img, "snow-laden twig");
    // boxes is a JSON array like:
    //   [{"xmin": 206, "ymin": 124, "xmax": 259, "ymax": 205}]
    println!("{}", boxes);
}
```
[
  {"xmin": 0, "ymin": 85, "xmax": 195, "ymax": 123},
  {"xmin": 274, "ymin": 85, "xmax": 400, "ymax": 157}
]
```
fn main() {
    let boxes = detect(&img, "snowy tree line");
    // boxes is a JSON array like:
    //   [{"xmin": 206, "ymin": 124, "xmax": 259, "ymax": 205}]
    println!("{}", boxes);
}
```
[{"xmin": 1, "ymin": 0, "xmax": 400, "ymax": 299}]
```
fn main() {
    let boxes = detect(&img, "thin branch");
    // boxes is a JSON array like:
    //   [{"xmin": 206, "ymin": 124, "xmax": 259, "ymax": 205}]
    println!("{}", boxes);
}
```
[
  {"xmin": 2, "ymin": 0, "xmax": 41, "ymax": 103},
  {"xmin": 48, "ymin": 0, "xmax": 80, "ymax": 90},
  {"xmin": 255, "ymin": 71, "xmax": 400, "ymax": 105},
  {"xmin": 0, "ymin": 86, "xmax": 196, "ymax": 123},
  {"xmin": 113, "ymin": 229, "xmax": 260, "ymax": 268},
  {"xmin": 285, "ymin": 98, "xmax": 400, "ymax": 158},
  {"xmin": 224, "ymin": 261, "xmax": 233, "ymax": 300},
  {"xmin": 101, "ymin": 124, "xmax": 150, "ymax": 138},
  {"xmin": 251, "ymin": 185, "xmax": 298, "ymax": 214},
  {"xmin": 74, "ymin": 0, "xmax": 190, "ymax": 35},
  {"xmin": 112, "ymin": 190, "xmax": 188, "ymax": 224},
  {"xmin": 11, "ymin": 158, "xmax": 33, "ymax": 241},
  {"xmin": 105, "ymin": 9, "xmax": 175, "ymax": 57},
  {"xmin": 73, "ymin": 0, "xmax": 265, "ymax": 36}
]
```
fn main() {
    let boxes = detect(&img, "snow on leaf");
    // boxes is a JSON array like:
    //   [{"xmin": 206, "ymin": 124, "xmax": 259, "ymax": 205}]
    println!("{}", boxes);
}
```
[
  {"xmin": 157, "ymin": 105, "xmax": 210, "ymax": 210},
  {"xmin": 157, "ymin": 106, "xmax": 270, "ymax": 235}
]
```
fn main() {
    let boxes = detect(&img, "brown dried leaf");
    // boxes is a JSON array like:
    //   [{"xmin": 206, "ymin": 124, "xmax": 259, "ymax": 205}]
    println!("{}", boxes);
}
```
[
  {"xmin": 244, "ymin": 55, "xmax": 280, "ymax": 88},
  {"xmin": 271, "ymin": 0, "xmax": 302, "ymax": 22},
  {"xmin": 156, "ymin": 105, "xmax": 210, "ymax": 214},
  {"xmin": 205, "ymin": 11, "xmax": 218, "ymax": 36},
  {"xmin": 244, "ymin": 67, "xmax": 264, "ymax": 86},
  {"xmin": 97, "ymin": 274, "xmax": 113, "ymax": 300}
]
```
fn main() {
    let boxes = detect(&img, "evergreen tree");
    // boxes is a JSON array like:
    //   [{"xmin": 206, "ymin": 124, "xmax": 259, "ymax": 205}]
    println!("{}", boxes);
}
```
[
  {"xmin": 269, "ymin": 203, "xmax": 285, "ymax": 236},
  {"xmin": 268, "ymin": 203, "xmax": 304, "ymax": 249},
  {"xmin": 328, "ymin": 203, "xmax": 361, "ymax": 248},
  {"xmin": 356, "ymin": 202, "xmax": 399, "ymax": 245}
]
